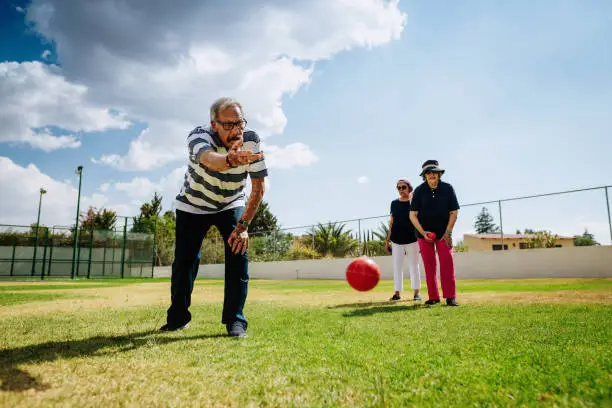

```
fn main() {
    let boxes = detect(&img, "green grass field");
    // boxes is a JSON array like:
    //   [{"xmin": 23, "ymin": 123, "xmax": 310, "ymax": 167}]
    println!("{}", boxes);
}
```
[{"xmin": 1, "ymin": 278, "xmax": 611, "ymax": 407}]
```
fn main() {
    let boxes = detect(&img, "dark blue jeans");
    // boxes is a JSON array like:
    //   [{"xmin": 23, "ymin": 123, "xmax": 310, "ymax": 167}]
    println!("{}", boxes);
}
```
[{"xmin": 166, "ymin": 207, "xmax": 249, "ymax": 328}]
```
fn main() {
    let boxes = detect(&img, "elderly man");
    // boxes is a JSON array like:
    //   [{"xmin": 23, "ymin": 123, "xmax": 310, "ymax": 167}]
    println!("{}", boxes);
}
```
[
  {"xmin": 409, "ymin": 160, "xmax": 460, "ymax": 307},
  {"xmin": 160, "ymin": 97, "xmax": 267, "ymax": 337}
]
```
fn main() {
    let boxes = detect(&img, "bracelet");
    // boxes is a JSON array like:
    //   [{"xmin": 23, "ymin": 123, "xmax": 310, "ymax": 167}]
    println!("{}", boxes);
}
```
[{"xmin": 446, "ymin": 230, "xmax": 453, "ymax": 236}]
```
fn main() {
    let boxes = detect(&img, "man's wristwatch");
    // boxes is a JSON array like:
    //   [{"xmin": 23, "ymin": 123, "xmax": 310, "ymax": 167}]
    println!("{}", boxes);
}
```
[{"xmin": 238, "ymin": 219, "xmax": 250, "ymax": 229}]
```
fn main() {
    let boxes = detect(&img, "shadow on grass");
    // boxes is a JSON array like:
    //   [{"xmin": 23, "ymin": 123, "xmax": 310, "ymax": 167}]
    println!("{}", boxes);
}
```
[
  {"xmin": 328, "ymin": 299, "xmax": 417, "ymax": 309},
  {"xmin": 343, "ymin": 303, "xmax": 424, "ymax": 317},
  {"xmin": 0, "ymin": 330, "xmax": 226, "ymax": 392}
]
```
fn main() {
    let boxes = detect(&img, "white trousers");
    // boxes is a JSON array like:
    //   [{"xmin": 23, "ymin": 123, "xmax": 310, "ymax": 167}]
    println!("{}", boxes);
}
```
[{"xmin": 391, "ymin": 241, "xmax": 421, "ymax": 292}]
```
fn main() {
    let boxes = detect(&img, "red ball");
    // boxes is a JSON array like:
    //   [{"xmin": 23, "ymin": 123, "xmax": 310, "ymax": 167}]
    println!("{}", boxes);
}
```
[
  {"xmin": 426, "ymin": 232, "xmax": 437, "ymax": 240},
  {"xmin": 346, "ymin": 257, "xmax": 381, "ymax": 292}
]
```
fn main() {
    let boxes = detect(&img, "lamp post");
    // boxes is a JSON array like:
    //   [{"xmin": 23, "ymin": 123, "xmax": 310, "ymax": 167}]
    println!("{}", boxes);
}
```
[
  {"xmin": 31, "ymin": 188, "xmax": 47, "ymax": 276},
  {"xmin": 71, "ymin": 166, "xmax": 84, "ymax": 279}
]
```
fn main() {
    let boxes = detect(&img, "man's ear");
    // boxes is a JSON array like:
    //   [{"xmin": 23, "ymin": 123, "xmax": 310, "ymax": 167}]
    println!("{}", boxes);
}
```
[{"xmin": 210, "ymin": 120, "xmax": 217, "ymax": 131}]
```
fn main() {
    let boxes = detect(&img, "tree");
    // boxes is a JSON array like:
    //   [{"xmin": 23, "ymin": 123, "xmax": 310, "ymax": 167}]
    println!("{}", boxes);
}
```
[
  {"xmin": 249, "ymin": 200, "xmax": 279, "ymax": 233},
  {"xmin": 371, "ymin": 222, "xmax": 389, "ymax": 242},
  {"xmin": 524, "ymin": 231, "xmax": 559, "ymax": 249},
  {"xmin": 361, "ymin": 222, "xmax": 390, "ymax": 256},
  {"xmin": 80, "ymin": 206, "xmax": 117, "ymax": 230},
  {"xmin": 132, "ymin": 192, "xmax": 163, "ymax": 234},
  {"xmin": 142, "ymin": 192, "xmax": 162, "ymax": 218},
  {"xmin": 474, "ymin": 207, "xmax": 499, "ymax": 234},
  {"xmin": 308, "ymin": 222, "xmax": 358, "ymax": 258},
  {"xmin": 29, "ymin": 222, "xmax": 48, "ymax": 236},
  {"xmin": 154, "ymin": 211, "xmax": 177, "ymax": 266},
  {"xmin": 574, "ymin": 229, "xmax": 599, "ymax": 246},
  {"xmin": 249, "ymin": 231, "xmax": 293, "ymax": 262},
  {"xmin": 453, "ymin": 240, "xmax": 469, "ymax": 252}
]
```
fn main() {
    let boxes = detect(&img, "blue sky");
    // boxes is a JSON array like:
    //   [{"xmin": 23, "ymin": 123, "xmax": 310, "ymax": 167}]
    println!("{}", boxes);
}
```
[{"xmin": 1, "ymin": 0, "xmax": 611, "ymax": 245}]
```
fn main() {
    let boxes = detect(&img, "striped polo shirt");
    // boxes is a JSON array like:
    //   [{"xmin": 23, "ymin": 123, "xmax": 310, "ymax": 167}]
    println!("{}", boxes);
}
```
[{"xmin": 174, "ymin": 125, "xmax": 268, "ymax": 214}]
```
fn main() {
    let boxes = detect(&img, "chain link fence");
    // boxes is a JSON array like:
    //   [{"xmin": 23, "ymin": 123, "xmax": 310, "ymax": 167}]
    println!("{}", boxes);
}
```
[
  {"xmin": 3, "ymin": 185, "xmax": 609, "ymax": 271},
  {"xmin": 196, "ymin": 185, "xmax": 612, "ymax": 264},
  {"xmin": 0, "ymin": 217, "xmax": 155, "ymax": 279}
]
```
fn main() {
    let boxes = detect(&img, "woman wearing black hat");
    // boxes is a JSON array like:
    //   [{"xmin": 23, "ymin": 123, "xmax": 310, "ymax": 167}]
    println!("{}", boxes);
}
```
[{"xmin": 409, "ymin": 160, "xmax": 460, "ymax": 306}]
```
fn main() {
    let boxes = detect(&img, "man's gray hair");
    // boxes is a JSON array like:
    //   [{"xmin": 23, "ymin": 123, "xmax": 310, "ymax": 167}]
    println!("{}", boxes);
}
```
[{"xmin": 210, "ymin": 97, "xmax": 243, "ymax": 122}]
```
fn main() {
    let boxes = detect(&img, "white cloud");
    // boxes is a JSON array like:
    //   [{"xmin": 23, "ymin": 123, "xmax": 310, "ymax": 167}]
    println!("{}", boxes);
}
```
[
  {"xmin": 15, "ymin": 6, "xmax": 25, "ymax": 13},
  {"xmin": 91, "ymin": 121, "xmax": 190, "ymax": 170},
  {"xmin": 262, "ymin": 142, "xmax": 319, "ymax": 170},
  {"xmin": 357, "ymin": 176, "xmax": 369, "ymax": 184},
  {"xmin": 41, "ymin": 49, "xmax": 51, "ymax": 59},
  {"xmin": 102, "ymin": 165, "xmax": 274, "ymax": 215},
  {"xmin": 0, "ymin": 61, "xmax": 130, "ymax": 151},
  {"xmin": 22, "ymin": 0, "xmax": 406, "ymax": 169},
  {"xmin": 0, "ymin": 157, "xmax": 122, "ymax": 226},
  {"xmin": 115, "ymin": 177, "xmax": 158, "ymax": 200},
  {"xmin": 0, "ymin": 157, "xmax": 184, "ymax": 226},
  {"xmin": 109, "ymin": 167, "xmax": 186, "ymax": 208}
]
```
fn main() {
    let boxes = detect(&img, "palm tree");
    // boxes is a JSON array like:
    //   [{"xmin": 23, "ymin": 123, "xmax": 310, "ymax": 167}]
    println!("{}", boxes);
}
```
[
  {"xmin": 308, "ymin": 222, "xmax": 358, "ymax": 258},
  {"xmin": 372, "ymin": 221, "xmax": 389, "ymax": 242},
  {"xmin": 362, "ymin": 223, "xmax": 388, "ymax": 256},
  {"xmin": 96, "ymin": 209, "xmax": 117, "ymax": 230}
]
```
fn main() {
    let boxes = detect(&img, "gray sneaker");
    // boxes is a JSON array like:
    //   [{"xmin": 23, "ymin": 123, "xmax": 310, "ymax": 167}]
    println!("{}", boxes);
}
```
[
  {"xmin": 413, "ymin": 293, "xmax": 422, "ymax": 301},
  {"xmin": 227, "ymin": 321, "xmax": 248, "ymax": 338}
]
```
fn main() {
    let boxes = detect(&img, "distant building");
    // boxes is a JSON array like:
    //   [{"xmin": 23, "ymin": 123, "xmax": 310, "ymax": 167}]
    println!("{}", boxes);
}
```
[{"xmin": 462, "ymin": 233, "xmax": 575, "ymax": 252}]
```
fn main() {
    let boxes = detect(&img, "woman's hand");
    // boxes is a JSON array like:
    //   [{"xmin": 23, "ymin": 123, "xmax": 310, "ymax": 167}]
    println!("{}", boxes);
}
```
[
  {"xmin": 384, "ymin": 240, "xmax": 392, "ymax": 254},
  {"xmin": 441, "ymin": 232, "xmax": 453, "ymax": 248}
]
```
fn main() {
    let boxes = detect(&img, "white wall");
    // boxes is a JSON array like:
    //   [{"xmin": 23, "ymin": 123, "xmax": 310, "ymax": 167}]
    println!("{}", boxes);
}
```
[{"xmin": 154, "ymin": 245, "xmax": 612, "ymax": 280}]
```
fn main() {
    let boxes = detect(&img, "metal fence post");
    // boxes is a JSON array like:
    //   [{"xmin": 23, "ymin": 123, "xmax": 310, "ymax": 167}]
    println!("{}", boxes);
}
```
[
  {"xmin": 10, "ymin": 237, "xmax": 16, "ymax": 277},
  {"xmin": 606, "ymin": 186, "xmax": 612, "ymax": 244},
  {"xmin": 47, "ymin": 226, "xmax": 55, "ymax": 277},
  {"xmin": 47, "ymin": 245, "xmax": 53, "ymax": 277},
  {"xmin": 120, "ymin": 217, "xmax": 128, "ymax": 279},
  {"xmin": 75, "ymin": 229, "xmax": 82, "ymax": 277},
  {"xmin": 358, "ymin": 219, "xmax": 361, "ymax": 245},
  {"xmin": 31, "ymin": 226, "xmax": 39, "ymax": 276},
  {"xmin": 41, "ymin": 228, "xmax": 49, "ymax": 280},
  {"xmin": 71, "ymin": 168, "xmax": 83, "ymax": 280},
  {"xmin": 498, "ymin": 200, "xmax": 505, "ymax": 250},
  {"xmin": 87, "ymin": 224, "xmax": 94, "ymax": 279},
  {"xmin": 151, "ymin": 217, "xmax": 157, "ymax": 278}
]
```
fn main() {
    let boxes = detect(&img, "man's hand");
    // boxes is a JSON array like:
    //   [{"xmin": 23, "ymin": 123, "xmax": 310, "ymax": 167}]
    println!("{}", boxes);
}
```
[
  {"xmin": 228, "ymin": 225, "xmax": 249, "ymax": 255},
  {"xmin": 226, "ymin": 142, "xmax": 264, "ymax": 167}
]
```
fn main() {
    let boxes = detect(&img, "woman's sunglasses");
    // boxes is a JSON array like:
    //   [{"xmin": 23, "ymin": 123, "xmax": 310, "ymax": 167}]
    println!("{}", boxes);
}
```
[{"xmin": 397, "ymin": 185, "xmax": 408, "ymax": 191}]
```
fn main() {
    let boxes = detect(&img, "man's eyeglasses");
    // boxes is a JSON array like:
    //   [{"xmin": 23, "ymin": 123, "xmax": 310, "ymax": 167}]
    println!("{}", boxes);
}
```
[
  {"xmin": 397, "ymin": 185, "xmax": 408, "ymax": 191},
  {"xmin": 215, "ymin": 119, "xmax": 247, "ymax": 131}
]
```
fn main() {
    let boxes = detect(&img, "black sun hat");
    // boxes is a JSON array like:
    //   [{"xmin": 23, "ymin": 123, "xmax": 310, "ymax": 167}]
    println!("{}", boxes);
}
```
[{"xmin": 419, "ymin": 160, "xmax": 445, "ymax": 177}]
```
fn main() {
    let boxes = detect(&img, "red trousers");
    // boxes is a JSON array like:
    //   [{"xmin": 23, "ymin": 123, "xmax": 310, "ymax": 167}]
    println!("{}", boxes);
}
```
[{"xmin": 417, "ymin": 238, "xmax": 456, "ymax": 300}]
